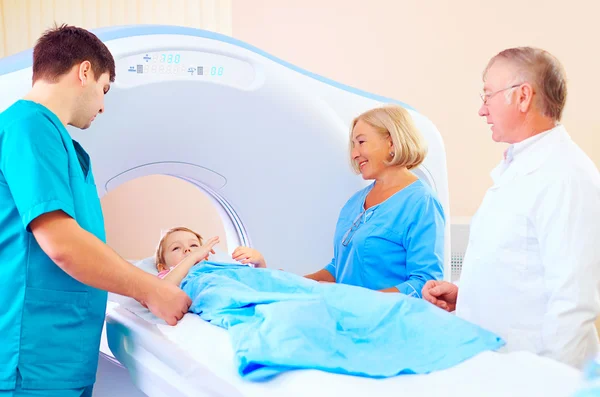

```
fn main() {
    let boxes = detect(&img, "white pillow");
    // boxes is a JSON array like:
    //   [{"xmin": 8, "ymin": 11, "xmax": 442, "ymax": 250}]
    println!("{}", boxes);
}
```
[
  {"xmin": 207, "ymin": 248, "xmax": 238, "ymax": 264},
  {"xmin": 129, "ymin": 256, "xmax": 159, "ymax": 275}
]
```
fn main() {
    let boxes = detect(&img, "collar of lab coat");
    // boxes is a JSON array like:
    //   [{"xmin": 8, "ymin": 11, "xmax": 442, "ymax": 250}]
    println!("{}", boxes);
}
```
[{"xmin": 489, "ymin": 124, "xmax": 568, "ymax": 187}]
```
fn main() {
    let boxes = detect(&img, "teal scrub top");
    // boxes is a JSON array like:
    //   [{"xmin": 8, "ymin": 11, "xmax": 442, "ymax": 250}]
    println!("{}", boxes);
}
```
[{"xmin": 0, "ymin": 100, "xmax": 107, "ymax": 390}]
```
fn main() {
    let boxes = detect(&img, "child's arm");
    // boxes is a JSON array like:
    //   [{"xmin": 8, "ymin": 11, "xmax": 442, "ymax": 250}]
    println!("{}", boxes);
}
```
[
  {"xmin": 162, "ymin": 237, "xmax": 220, "ymax": 286},
  {"xmin": 231, "ymin": 246, "xmax": 267, "ymax": 268}
]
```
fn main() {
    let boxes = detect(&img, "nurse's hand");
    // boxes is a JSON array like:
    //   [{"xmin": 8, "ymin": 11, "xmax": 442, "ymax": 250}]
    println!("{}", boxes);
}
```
[
  {"xmin": 145, "ymin": 282, "xmax": 192, "ymax": 326},
  {"xmin": 232, "ymin": 246, "xmax": 267, "ymax": 268},
  {"xmin": 422, "ymin": 280, "xmax": 458, "ymax": 312}
]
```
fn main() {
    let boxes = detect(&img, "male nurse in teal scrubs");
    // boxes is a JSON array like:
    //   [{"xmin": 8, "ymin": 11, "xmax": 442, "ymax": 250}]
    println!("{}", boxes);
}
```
[{"xmin": 0, "ymin": 25, "xmax": 192, "ymax": 396}]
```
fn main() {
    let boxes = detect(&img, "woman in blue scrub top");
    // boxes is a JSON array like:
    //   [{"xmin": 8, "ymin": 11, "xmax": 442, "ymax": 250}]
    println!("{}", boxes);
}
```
[{"xmin": 305, "ymin": 105, "xmax": 445, "ymax": 296}]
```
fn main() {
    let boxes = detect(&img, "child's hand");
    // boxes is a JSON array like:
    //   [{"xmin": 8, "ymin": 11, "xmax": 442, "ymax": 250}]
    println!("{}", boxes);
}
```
[
  {"xmin": 192, "ymin": 236, "xmax": 220, "ymax": 262},
  {"xmin": 231, "ymin": 246, "xmax": 266, "ymax": 268}
]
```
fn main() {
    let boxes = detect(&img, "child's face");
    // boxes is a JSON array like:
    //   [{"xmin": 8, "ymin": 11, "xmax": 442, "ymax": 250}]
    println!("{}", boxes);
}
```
[{"xmin": 160, "ymin": 230, "xmax": 202, "ymax": 269}]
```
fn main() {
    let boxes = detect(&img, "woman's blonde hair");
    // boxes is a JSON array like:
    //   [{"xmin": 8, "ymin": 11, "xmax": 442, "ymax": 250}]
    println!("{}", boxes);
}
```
[
  {"xmin": 349, "ymin": 104, "xmax": 427, "ymax": 173},
  {"xmin": 154, "ymin": 226, "xmax": 204, "ymax": 266}
]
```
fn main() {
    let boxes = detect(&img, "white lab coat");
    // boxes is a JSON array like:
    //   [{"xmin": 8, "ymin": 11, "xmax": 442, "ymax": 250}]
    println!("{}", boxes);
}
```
[{"xmin": 456, "ymin": 125, "xmax": 600, "ymax": 369}]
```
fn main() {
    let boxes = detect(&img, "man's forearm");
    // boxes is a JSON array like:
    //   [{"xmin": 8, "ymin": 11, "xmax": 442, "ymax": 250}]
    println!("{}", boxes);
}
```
[{"xmin": 31, "ymin": 211, "xmax": 159, "ymax": 302}]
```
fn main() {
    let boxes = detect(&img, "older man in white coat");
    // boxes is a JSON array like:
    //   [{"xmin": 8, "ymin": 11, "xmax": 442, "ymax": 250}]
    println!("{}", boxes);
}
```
[{"xmin": 423, "ymin": 47, "xmax": 600, "ymax": 369}]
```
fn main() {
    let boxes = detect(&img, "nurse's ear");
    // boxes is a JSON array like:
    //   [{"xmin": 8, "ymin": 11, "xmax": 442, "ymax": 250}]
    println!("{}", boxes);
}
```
[{"xmin": 77, "ymin": 61, "xmax": 92, "ymax": 86}]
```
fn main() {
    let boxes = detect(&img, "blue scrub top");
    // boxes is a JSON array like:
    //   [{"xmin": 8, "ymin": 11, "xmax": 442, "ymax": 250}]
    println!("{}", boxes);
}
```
[
  {"xmin": 0, "ymin": 100, "xmax": 107, "ymax": 390},
  {"xmin": 324, "ymin": 179, "xmax": 445, "ymax": 296}
]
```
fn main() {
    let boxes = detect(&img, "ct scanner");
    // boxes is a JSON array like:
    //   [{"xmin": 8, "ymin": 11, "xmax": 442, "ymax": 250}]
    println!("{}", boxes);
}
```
[{"xmin": 0, "ymin": 25, "xmax": 584, "ymax": 397}]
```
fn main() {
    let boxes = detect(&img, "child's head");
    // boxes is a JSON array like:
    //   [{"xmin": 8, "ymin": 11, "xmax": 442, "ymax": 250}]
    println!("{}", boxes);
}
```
[{"xmin": 155, "ymin": 227, "xmax": 204, "ymax": 272}]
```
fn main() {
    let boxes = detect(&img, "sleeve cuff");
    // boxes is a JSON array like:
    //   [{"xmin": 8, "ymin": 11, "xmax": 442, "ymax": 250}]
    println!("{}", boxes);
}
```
[
  {"xmin": 395, "ymin": 280, "xmax": 423, "ymax": 298},
  {"xmin": 323, "ymin": 263, "xmax": 336, "ymax": 276},
  {"xmin": 22, "ymin": 200, "xmax": 76, "ymax": 232}
]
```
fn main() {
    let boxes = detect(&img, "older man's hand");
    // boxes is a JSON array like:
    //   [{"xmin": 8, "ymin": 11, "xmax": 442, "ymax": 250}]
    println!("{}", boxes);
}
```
[{"xmin": 422, "ymin": 280, "xmax": 458, "ymax": 312}]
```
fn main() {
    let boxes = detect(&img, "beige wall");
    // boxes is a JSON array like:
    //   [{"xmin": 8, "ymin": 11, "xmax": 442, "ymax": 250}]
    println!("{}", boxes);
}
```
[
  {"xmin": 232, "ymin": 0, "xmax": 600, "ymax": 218},
  {"xmin": 0, "ymin": 0, "xmax": 232, "ymax": 58}
]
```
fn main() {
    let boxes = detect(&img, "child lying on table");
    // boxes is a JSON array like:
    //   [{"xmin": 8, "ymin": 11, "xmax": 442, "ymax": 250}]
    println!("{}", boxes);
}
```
[{"xmin": 154, "ymin": 226, "xmax": 266, "ymax": 286}]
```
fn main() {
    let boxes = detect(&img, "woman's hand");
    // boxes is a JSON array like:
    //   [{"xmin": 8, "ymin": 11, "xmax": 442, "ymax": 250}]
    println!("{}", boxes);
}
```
[
  {"xmin": 231, "ymin": 246, "xmax": 267, "ymax": 268},
  {"xmin": 305, "ymin": 269, "xmax": 336, "ymax": 283}
]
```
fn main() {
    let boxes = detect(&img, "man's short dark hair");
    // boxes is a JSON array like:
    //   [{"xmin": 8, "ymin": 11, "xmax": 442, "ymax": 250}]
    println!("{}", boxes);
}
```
[{"xmin": 33, "ymin": 23, "xmax": 116, "ymax": 84}]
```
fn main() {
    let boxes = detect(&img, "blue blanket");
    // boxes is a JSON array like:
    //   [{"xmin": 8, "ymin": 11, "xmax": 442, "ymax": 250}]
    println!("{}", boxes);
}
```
[{"xmin": 181, "ymin": 262, "xmax": 504, "ymax": 381}]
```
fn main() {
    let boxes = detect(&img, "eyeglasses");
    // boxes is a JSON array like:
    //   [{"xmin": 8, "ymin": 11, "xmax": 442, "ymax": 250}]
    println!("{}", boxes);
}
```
[
  {"xmin": 480, "ymin": 84, "xmax": 522, "ymax": 105},
  {"xmin": 341, "ymin": 208, "xmax": 376, "ymax": 246}
]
